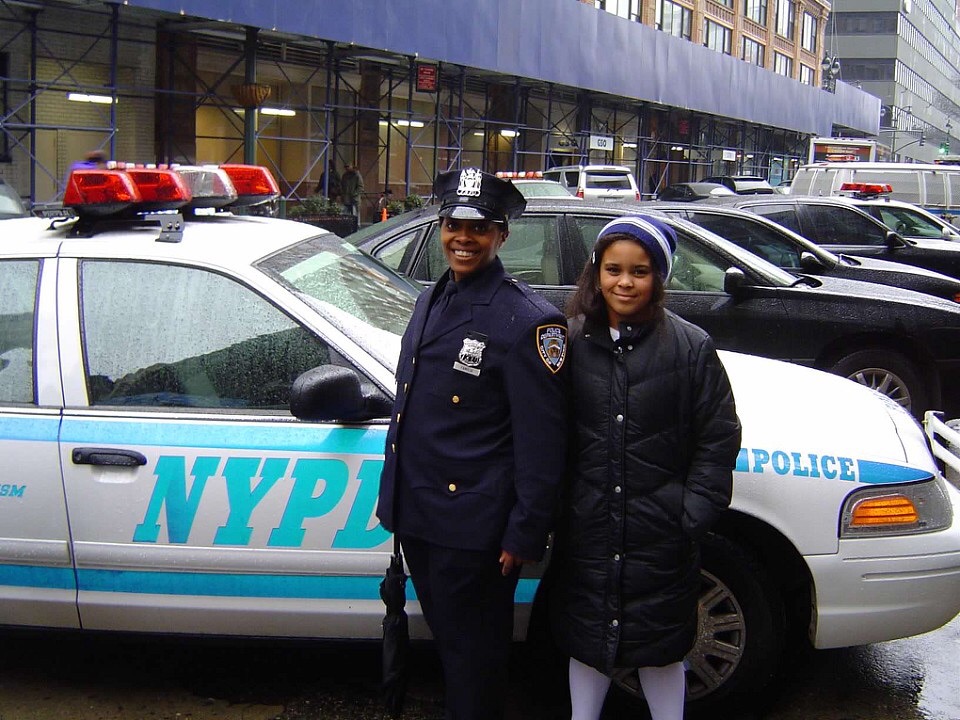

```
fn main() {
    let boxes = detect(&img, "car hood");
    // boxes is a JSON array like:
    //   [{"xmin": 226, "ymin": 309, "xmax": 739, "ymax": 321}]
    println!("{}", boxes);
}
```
[
  {"xmin": 839, "ymin": 253, "xmax": 960, "ymax": 282},
  {"xmin": 721, "ymin": 350, "xmax": 931, "ymax": 471},
  {"xmin": 793, "ymin": 273, "xmax": 960, "ymax": 315}
]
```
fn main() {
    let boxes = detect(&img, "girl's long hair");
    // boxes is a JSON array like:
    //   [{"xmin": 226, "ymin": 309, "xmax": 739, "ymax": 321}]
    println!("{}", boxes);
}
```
[{"xmin": 565, "ymin": 231, "xmax": 667, "ymax": 324}]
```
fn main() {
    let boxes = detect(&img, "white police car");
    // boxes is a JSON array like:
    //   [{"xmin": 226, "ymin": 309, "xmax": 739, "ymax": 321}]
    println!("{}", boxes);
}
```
[{"xmin": 1, "ymin": 164, "xmax": 958, "ymax": 707}]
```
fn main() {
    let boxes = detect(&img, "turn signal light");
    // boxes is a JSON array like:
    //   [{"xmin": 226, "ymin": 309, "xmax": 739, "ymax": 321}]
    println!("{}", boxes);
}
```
[{"xmin": 848, "ymin": 495, "xmax": 919, "ymax": 527}]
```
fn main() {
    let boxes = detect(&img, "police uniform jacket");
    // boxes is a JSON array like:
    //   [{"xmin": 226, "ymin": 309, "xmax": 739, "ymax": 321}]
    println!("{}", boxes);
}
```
[
  {"xmin": 549, "ymin": 311, "xmax": 741, "ymax": 672},
  {"xmin": 377, "ymin": 257, "xmax": 568, "ymax": 560}
]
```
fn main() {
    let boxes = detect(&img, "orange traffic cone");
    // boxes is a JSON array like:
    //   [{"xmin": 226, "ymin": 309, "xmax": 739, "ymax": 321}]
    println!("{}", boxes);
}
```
[{"xmin": 381, "ymin": 206, "xmax": 388, "ymax": 222}]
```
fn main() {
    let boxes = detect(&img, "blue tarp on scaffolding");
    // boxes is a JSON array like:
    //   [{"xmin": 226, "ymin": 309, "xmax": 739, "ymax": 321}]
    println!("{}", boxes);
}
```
[{"xmin": 124, "ymin": 0, "xmax": 879, "ymax": 137}]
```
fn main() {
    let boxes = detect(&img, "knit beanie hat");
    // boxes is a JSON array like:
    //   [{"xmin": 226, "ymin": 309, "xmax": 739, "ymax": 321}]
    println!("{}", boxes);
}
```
[{"xmin": 595, "ymin": 215, "xmax": 678, "ymax": 280}]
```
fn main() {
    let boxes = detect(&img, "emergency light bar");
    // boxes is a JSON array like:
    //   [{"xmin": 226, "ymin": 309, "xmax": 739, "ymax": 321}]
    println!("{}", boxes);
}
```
[
  {"xmin": 837, "ymin": 182, "xmax": 893, "ymax": 198},
  {"xmin": 63, "ymin": 163, "xmax": 280, "ymax": 218},
  {"xmin": 495, "ymin": 171, "xmax": 543, "ymax": 179}
]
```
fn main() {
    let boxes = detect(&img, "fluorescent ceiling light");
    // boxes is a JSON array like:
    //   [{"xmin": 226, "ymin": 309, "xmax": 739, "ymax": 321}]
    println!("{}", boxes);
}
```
[
  {"xmin": 622, "ymin": 142, "xmax": 638, "ymax": 149},
  {"xmin": 500, "ymin": 129, "xmax": 518, "ymax": 138},
  {"xmin": 67, "ymin": 92, "xmax": 115, "ymax": 104},
  {"xmin": 473, "ymin": 131, "xmax": 485, "ymax": 136},
  {"xmin": 378, "ymin": 120, "xmax": 425, "ymax": 128},
  {"xmin": 260, "ymin": 107, "xmax": 296, "ymax": 117}
]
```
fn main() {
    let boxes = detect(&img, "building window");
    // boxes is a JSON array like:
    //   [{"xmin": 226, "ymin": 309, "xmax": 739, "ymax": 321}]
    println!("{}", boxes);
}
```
[
  {"xmin": 713, "ymin": 0, "xmax": 733, "ymax": 6},
  {"xmin": 742, "ymin": 36, "xmax": 765, "ymax": 67},
  {"xmin": 598, "ymin": 0, "xmax": 642, "ymax": 21},
  {"xmin": 799, "ymin": 64, "xmax": 815, "ymax": 85},
  {"xmin": 657, "ymin": 1, "xmax": 692, "ymax": 39},
  {"xmin": 826, "ymin": 11, "xmax": 898, "ymax": 34},
  {"xmin": 801, "ymin": 12, "xmax": 818, "ymax": 52},
  {"xmin": 745, "ymin": 0, "xmax": 767, "ymax": 25},
  {"xmin": 704, "ymin": 19, "xmax": 732, "ymax": 55},
  {"xmin": 774, "ymin": 52, "xmax": 794, "ymax": 78},
  {"xmin": 775, "ymin": 0, "xmax": 795, "ymax": 40}
]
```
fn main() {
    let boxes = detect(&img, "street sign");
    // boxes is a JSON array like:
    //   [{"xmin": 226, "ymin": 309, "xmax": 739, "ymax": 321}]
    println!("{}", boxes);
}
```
[{"xmin": 589, "ymin": 134, "xmax": 613, "ymax": 151}]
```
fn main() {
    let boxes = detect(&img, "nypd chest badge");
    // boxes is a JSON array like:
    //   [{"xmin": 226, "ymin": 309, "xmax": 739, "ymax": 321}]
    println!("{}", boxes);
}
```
[{"xmin": 454, "ymin": 331, "xmax": 488, "ymax": 376}]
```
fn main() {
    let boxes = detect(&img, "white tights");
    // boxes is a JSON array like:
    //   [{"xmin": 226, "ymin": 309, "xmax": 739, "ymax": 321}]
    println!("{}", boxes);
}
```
[{"xmin": 568, "ymin": 656, "xmax": 686, "ymax": 720}]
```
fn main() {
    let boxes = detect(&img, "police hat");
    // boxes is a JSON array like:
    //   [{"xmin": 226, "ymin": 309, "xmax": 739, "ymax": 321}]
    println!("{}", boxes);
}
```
[{"xmin": 434, "ymin": 168, "xmax": 526, "ymax": 222}]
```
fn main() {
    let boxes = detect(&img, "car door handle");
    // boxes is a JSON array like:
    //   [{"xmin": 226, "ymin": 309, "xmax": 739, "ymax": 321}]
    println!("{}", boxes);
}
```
[{"xmin": 71, "ymin": 447, "xmax": 147, "ymax": 467}]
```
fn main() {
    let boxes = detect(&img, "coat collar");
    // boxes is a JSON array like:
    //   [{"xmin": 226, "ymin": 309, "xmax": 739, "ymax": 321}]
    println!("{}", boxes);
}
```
[{"xmin": 580, "ymin": 313, "xmax": 658, "ymax": 350}]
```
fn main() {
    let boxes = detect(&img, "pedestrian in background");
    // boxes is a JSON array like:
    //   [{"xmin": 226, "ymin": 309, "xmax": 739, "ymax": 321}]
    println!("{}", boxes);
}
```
[
  {"xmin": 378, "ymin": 168, "xmax": 569, "ymax": 720},
  {"xmin": 64, "ymin": 149, "xmax": 108, "ymax": 189},
  {"xmin": 340, "ymin": 163, "xmax": 363, "ymax": 219},
  {"xmin": 548, "ymin": 215, "xmax": 741, "ymax": 720},
  {"xmin": 315, "ymin": 160, "xmax": 340, "ymax": 199}
]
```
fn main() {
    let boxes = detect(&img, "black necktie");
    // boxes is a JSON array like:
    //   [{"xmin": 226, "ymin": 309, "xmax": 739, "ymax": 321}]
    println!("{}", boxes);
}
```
[{"xmin": 424, "ymin": 281, "xmax": 458, "ymax": 337}]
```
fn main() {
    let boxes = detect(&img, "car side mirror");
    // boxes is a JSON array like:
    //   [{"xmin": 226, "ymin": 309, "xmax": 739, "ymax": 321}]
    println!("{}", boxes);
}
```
[
  {"xmin": 885, "ymin": 230, "xmax": 907, "ymax": 249},
  {"xmin": 799, "ymin": 251, "xmax": 825, "ymax": 271},
  {"xmin": 942, "ymin": 227, "xmax": 960, "ymax": 241},
  {"xmin": 723, "ymin": 267, "xmax": 747, "ymax": 296},
  {"xmin": 290, "ymin": 365, "xmax": 392, "ymax": 422}
]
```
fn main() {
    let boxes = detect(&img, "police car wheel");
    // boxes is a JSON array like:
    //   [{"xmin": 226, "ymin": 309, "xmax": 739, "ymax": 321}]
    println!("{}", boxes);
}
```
[
  {"xmin": 829, "ymin": 349, "xmax": 929, "ymax": 417},
  {"xmin": 610, "ymin": 536, "xmax": 785, "ymax": 708},
  {"xmin": 689, "ymin": 536, "xmax": 785, "ymax": 704}
]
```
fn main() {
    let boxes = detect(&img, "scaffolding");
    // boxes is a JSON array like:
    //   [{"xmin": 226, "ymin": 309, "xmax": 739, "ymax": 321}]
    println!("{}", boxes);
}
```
[{"xmin": 0, "ymin": 1, "xmax": 812, "ymax": 216}]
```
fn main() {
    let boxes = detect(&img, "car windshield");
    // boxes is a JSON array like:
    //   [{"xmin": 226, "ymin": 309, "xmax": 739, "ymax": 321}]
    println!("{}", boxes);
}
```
[
  {"xmin": 871, "ymin": 205, "xmax": 949, "ymax": 238},
  {"xmin": 669, "ymin": 217, "xmax": 800, "ymax": 286},
  {"xmin": 256, "ymin": 235, "xmax": 418, "ymax": 370}
]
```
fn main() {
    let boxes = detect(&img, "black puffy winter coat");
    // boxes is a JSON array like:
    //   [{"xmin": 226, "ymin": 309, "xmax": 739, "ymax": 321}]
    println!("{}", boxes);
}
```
[{"xmin": 549, "ymin": 311, "xmax": 741, "ymax": 672}]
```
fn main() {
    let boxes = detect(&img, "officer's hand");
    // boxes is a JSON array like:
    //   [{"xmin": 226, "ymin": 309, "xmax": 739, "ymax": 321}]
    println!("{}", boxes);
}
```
[{"xmin": 499, "ymin": 550, "xmax": 524, "ymax": 576}]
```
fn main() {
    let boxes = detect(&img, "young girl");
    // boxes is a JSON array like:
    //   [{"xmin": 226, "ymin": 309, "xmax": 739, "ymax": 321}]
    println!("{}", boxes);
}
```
[{"xmin": 548, "ymin": 215, "xmax": 741, "ymax": 720}]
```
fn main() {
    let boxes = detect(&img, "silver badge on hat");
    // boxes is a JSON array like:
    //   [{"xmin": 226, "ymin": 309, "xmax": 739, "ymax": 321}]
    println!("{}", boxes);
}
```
[
  {"xmin": 454, "ymin": 333, "xmax": 486, "ymax": 376},
  {"xmin": 456, "ymin": 168, "xmax": 483, "ymax": 197}
]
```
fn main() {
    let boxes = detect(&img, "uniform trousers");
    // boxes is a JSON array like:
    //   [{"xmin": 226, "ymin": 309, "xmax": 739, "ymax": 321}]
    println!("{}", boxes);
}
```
[{"xmin": 399, "ymin": 533, "xmax": 520, "ymax": 720}]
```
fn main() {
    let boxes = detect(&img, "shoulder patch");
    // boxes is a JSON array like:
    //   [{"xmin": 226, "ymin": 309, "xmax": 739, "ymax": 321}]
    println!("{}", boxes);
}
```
[{"xmin": 537, "ymin": 324, "xmax": 567, "ymax": 374}]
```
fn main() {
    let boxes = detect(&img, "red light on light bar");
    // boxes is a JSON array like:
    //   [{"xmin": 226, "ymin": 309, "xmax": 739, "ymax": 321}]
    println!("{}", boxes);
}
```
[
  {"xmin": 64, "ymin": 170, "xmax": 141, "ymax": 216},
  {"xmin": 125, "ymin": 168, "xmax": 192, "ymax": 209},
  {"xmin": 220, "ymin": 164, "xmax": 280, "ymax": 206}
]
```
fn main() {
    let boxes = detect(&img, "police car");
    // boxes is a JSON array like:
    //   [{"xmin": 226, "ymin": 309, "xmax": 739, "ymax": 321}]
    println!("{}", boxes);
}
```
[{"xmin": 1, "ymin": 164, "xmax": 958, "ymax": 707}]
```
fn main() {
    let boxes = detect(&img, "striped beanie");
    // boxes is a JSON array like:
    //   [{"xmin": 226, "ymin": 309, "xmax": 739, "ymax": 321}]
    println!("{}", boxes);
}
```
[{"xmin": 595, "ymin": 215, "xmax": 678, "ymax": 280}]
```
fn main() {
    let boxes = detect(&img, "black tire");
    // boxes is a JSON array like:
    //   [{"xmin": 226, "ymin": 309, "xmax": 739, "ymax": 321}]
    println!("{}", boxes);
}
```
[
  {"xmin": 829, "ymin": 349, "xmax": 929, "ymax": 417},
  {"xmin": 610, "ymin": 535, "xmax": 785, "ymax": 710}
]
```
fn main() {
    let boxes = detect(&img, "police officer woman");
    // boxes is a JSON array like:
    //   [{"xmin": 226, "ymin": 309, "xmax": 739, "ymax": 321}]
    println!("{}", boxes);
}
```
[{"xmin": 378, "ymin": 168, "xmax": 569, "ymax": 720}]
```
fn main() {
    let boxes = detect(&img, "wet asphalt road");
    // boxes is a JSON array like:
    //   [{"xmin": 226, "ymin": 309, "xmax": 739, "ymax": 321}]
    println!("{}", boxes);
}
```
[{"xmin": 0, "ymin": 612, "xmax": 957, "ymax": 720}]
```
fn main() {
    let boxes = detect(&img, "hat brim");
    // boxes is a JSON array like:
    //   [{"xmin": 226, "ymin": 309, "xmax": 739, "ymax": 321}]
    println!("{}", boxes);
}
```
[{"xmin": 438, "ymin": 204, "xmax": 502, "ymax": 221}]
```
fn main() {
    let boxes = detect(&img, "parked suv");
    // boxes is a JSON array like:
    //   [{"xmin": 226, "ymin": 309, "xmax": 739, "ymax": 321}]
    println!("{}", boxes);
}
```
[{"xmin": 542, "ymin": 164, "xmax": 639, "ymax": 201}]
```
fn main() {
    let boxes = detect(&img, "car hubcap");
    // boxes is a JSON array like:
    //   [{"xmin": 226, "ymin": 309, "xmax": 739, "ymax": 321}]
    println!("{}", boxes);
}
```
[
  {"xmin": 685, "ymin": 568, "xmax": 746, "ymax": 700},
  {"xmin": 845, "ymin": 367, "xmax": 911, "ymax": 409},
  {"xmin": 611, "ymin": 569, "xmax": 746, "ymax": 702}
]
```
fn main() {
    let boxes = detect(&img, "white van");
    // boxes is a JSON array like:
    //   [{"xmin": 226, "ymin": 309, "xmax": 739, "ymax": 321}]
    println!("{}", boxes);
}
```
[
  {"xmin": 790, "ymin": 161, "xmax": 960, "ymax": 220},
  {"xmin": 542, "ymin": 164, "xmax": 640, "ymax": 202}
]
